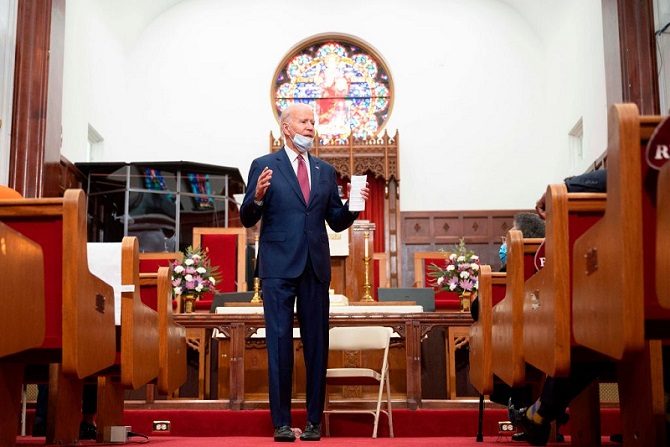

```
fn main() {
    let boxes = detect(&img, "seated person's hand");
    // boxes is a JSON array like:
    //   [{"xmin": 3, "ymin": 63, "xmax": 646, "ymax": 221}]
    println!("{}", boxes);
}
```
[
  {"xmin": 455, "ymin": 336, "xmax": 470, "ymax": 350},
  {"xmin": 535, "ymin": 192, "xmax": 547, "ymax": 220}
]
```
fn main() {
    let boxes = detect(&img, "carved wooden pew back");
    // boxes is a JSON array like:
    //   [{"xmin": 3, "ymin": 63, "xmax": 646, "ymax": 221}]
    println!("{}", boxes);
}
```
[
  {"xmin": 572, "ymin": 105, "xmax": 667, "ymax": 356},
  {"xmin": 491, "ymin": 232, "xmax": 543, "ymax": 386},
  {"xmin": 0, "ymin": 190, "xmax": 116, "ymax": 445},
  {"xmin": 96, "ymin": 237, "xmax": 160, "ymax": 439},
  {"xmin": 523, "ymin": 185, "xmax": 605, "ymax": 377},
  {"xmin": 138, "ymin": 262, "xmax": 187, "ymax": 395},
  {"xmin": 469, "ymin": 266, "xmax": 505, "ymax": 394}
]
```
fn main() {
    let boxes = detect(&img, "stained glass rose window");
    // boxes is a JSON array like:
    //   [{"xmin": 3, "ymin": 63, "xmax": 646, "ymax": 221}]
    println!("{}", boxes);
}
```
[{"xmin": 272, "ymin": 35, "xmax": 393, "ymax": 143}]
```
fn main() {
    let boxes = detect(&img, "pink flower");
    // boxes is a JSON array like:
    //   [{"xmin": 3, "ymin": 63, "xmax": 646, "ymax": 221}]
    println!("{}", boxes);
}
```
[{"xmin": 459, "ymin": 279, "xmax": 474, "ymax": 291}]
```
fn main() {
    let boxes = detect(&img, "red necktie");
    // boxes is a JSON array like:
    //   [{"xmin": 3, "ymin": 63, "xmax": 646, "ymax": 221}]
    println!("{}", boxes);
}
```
[{"xmin": 297, "ymin": 155, "xmax": 310, "ymax": 203}]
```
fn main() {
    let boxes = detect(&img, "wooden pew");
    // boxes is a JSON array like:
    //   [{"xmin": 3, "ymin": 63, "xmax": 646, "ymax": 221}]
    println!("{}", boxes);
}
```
[
  {"xmin": 0, "ymin": 222, "xmax": 45, "ymax": 447},
  {"xmin": 0, "ymin": 222, "xmax": 45, "ymax": 357},
  {"xmin": 138, "ymin": 251, "xmax": 203, "ymax": 398},
  {"xmin": 657, "ymin": 161, "xmax": 670, "ymax": 307},
  {"xmin": 139, "ymin": 264, "xmax": 187, "ymax": 395},
  {"xmin": 572, "ymin": 104, "xmax": 666, "ymax": 356},
  {"xmin": 491, "ymin": 231, "xmax": 543, "ymax": 387},
  {"xmin": 96, "ymin": 237, "xmax": 160, "ymax": 440},
  {"xmin": 0, "ymin": 189, "xmax": 116, "ymax": 445},
  {"xmin": 523, "ymin": 184, "xmax": 606, "ymax": 377},
  {"xmin": 570, "ymin": 104, "xmax": 666, "ymax": 446},
  {"xmin": 469, "ymin": 266, "xmax": 505, "ymax": 395}
]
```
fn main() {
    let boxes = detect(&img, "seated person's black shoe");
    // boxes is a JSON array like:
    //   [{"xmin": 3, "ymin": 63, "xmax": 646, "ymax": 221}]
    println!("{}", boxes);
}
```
[
  {"xmin": 514, "ymin": 408, "xmax": 550, "ymax": 446},
  {"xmin": 511, "ymin": 431, "xmax": 527, "ymax": 441},
  {"xmin": 609, "ymin": 433, "xmax": 623, "ymax": 443},
  {"xmin": 79, "ymin": 421, "xmax": 97, "ymax": 440},
  {"xmin": 299, "ymin": 422, "xmax": 321, "ymax": 441},
  {"xmin": 273, "ymin": 425, "xmax": 296, "ymax": 442}
]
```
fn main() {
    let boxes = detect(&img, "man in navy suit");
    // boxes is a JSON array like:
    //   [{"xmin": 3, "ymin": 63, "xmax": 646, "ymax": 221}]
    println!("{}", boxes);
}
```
[{"xmin": 240, "ymin": 103, "xmax": 369, "ymax": 442}]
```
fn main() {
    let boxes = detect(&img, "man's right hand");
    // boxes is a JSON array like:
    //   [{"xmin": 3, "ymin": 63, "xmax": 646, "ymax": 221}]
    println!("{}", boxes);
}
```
[{"xmin": 255, "ymin": 167, "xmax": 272, "ymax": 201}]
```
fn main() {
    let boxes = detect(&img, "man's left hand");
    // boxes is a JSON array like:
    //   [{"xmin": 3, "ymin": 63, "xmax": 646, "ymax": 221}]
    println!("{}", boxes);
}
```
[{"xmin": 346, "ymin": 182, "xmax": 370, "ymax": 201}]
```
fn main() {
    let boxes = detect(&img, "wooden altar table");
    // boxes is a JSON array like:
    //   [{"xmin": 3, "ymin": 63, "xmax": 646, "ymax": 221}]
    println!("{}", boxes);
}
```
[{"xmin": 174, "ymin": 309, "xmax": 472, "ymax": 410}]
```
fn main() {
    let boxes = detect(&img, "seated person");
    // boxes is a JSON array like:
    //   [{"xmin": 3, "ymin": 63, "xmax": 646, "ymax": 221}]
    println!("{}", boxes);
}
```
[
  {"xmin": 32, "ymin": 383, "xmax": 97, "ymax": 440},
  {"xmin": 516, "ymin": 169, "xmax": 628, "ymax": 446},
  {"xmin": 472, "ymin": 213, "xmax": 552, "ymax": 442},
  {"xmin": 498, "ymin": 212, "xmax": 546, "ymax": 272}
]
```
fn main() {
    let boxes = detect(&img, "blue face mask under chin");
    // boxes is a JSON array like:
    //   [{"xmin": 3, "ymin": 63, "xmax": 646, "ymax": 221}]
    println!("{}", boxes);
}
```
[
  {"xmin": 292, "ymin": 133, "xmax": 313, "ymax": 153},
  {"xmin": 499, "ymin": 243, "xmax": 507, "ymax": 265}
]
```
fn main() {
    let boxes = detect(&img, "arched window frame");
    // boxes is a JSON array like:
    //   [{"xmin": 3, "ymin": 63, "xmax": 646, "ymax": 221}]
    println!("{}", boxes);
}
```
[{"xmin": 271, "ymin": 33, "xmax": 394, "ymax": 143}]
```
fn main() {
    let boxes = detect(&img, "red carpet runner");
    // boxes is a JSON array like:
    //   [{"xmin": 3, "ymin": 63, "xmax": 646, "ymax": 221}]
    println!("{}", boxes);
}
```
[{"xmin": 120, "ymin": 408, "xmax": 620, "ymax": 438}]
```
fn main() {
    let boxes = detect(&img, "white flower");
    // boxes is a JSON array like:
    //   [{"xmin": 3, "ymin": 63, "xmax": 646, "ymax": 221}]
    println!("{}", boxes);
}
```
[
  {"xmin": 457, "ymin": 255, "xmax": 466, "ymax": 262},
  {"xmin": 174, "ymin": 265, "xmax": 185, "ymax": 274},
  {"xmin": 471, "ymin": 263, "xmax": 479, "ymax": 271},
  {"xmin": 449, "ymin": 253, "xmax": 457, "ymax": 261},
  {"xmin": 437, "ymin": 276, "xmax": 444, "ymax": 285},
  {"xmin": 460, "ymin": 271, "xmax": 470, "ymax": 279},
  {"xmin": 446, "ymin": 265, "xmax": 455, "ymax": 271},
  {"xmin": 173, "ymin": 286, "xmax": 182, "ymax": 295},
  {"xmin": 185, "ymin": 259, "xmax": 194, "ymax": 266},
  {"xmin": 184, "ymin": 274, "xmax": 193, "ymax": 282},
  {"xmin": 471, "ymin": 255, "xmax": 479, "ymax": 261},
  {"xmin": 449, "ymin": 282, "xmax": 457, "ymax": 291},
  {"xmin": 196, "ymin": 267, "xmax": 206, "ymax": 274},
  {"xmin": 195, "ymin": 284, "xmax": 204, "ymax": 292},
  {"xmin": 209, "ymin": 276, "xmax": 216, "ymax": 285}
]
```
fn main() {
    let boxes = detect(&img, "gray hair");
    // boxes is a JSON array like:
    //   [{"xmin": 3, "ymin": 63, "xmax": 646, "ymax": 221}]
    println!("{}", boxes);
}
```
[
  {"xmin": 280, "ymin": 103, "xmax": 314, "ymax": 125},
  {"xmin": 513, "ymin": 212, "xmax": 545, "ymax": 238}
]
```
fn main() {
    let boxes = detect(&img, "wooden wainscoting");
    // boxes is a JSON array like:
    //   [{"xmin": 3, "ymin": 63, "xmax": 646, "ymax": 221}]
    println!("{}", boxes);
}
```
[{"xmin": 400, "ymin": 210, "xmax": 530, "ymax": 287}]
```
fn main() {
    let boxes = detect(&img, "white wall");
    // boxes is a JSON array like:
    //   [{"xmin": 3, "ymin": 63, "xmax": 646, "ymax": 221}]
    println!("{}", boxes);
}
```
[
  {"xmin": 61, "ymin": 0, "xmax": 609, "ymax": 211},
  {"xmin": 62, "ymin": 0, "xmax": 128, "ymax": 162},
  {"xmin": 655, "ymin": 0, "xmax": 670, "ymax": 114},
  {"xmin": 540, "ymin": 0, "xmax": 608, "ymax": 179}
]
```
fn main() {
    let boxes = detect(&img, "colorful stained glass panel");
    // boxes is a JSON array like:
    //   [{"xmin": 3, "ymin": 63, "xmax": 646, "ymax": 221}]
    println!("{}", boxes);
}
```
[{"xmin": 274, "ymin": 39, "xmax": 392, "ymax": 143}]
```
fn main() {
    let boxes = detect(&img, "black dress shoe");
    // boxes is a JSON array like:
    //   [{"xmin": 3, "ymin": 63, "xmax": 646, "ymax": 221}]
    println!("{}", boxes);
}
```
[
  {"xmin": 79, "ymin": 421, "xmax": 97, "ymax": 440},
  {"xmin": 299, "ymin": 422, "xmax": 321, "ymax": 441},
  {"xmin": 610, "ymin": 433, "xmax": 623, "ymax": 443},
  {"xmin": 511, "ymin": 431, "xmax": 527, "ymax": 442},
  {"xmin": 513, "ymin": 408, "xmax": 550, "ymax": 446},
  {"xmin": 274, "ymin": 425, "xmax": 296, "ymax": 442}
]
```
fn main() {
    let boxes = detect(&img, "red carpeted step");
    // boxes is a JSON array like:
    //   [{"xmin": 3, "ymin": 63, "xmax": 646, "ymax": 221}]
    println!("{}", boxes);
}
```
[{"xmin": 119, "ymin": 408, "xmax": 622, "ymax": 438}]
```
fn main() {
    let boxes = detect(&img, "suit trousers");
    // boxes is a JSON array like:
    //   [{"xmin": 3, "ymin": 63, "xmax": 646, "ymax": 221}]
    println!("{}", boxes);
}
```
[{"xmin": 262, "ymin": 257, "xmax": 330, "ymax": 427}]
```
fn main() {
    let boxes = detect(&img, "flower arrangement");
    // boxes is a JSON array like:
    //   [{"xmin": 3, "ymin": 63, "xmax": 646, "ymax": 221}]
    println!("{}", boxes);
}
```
[
  {"xmin": 171, "ymin": 246, "xmax": 220, "ymax": 298},
  {"xmin": 427, "ymin": 238, "xmax": 480, "ymax": 295}
]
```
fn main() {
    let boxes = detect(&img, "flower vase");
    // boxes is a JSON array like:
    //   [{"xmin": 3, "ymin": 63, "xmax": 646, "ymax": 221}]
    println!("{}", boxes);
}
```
[
  {"xmin": 459, "ymin": 291, "xmax": 472, "ymax": 313},
  {"xmin": 182, "ymin": 294, "xmax": 197, "ymax": 313}
]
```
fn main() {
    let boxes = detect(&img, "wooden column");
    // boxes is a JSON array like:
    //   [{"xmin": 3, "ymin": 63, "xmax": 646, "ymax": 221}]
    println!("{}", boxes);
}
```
[
  {"xmin": 9, "ymin": 0, "xmax": 65, "ymax": 198},
  {"xmin": 617, "ymin": 0, "xmax": 660, "ymax": 114}
]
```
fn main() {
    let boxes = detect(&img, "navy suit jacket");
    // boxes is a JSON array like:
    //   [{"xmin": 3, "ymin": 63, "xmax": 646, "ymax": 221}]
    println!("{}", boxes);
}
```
[{"xmin": 240, "ymin": 148, "xmax": 357, "ymax": 283}]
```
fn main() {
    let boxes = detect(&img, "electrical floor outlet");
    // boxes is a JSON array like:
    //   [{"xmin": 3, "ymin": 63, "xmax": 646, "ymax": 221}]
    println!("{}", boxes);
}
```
[{"xmin": 152, "ymin": 420, "xmax": 171, "ymax": 433}]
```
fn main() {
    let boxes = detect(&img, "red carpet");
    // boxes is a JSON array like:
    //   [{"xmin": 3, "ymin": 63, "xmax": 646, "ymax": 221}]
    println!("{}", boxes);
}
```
[
  {"xmin": 16, "ymin": 435, "xmax": 620, "ymax": 446},
  {"xmin": 120, "ymin": 407, "xmax": 621, "ymax": 438},
  {"xmin": 16, "ymin": 408, "xmax": 622, "ymax": 445}
]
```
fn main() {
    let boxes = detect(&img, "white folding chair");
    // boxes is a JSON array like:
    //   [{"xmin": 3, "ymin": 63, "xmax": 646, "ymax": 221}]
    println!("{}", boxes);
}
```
[{"xmin": 324, "ymin": 326, "xmax": 394, "ymax": 438}]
